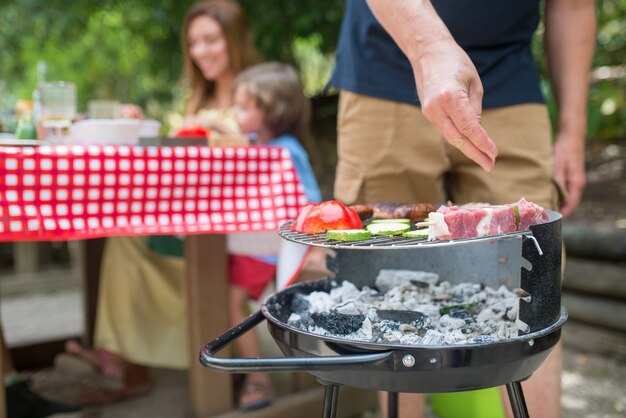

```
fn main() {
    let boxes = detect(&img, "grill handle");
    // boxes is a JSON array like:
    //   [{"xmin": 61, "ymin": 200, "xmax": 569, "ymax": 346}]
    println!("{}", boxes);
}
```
[{"xmin": 200, "ymin": 310, "xmax": 392, "ymax": 373}]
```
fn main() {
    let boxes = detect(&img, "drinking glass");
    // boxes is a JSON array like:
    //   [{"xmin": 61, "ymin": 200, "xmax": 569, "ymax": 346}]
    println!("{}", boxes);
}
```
[{"xmin": 36, "ymin": 81, "xmax": 77, "ymax": 144}]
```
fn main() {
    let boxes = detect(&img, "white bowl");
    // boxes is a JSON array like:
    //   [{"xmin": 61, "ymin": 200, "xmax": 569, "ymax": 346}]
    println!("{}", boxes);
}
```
[
  {"xmin": 139, "ymin": 120, "xmax": 162, "ymax": 138},
  {"xmin": 70, "ymin": 119, "xmax": 161, "ymax": 145}
]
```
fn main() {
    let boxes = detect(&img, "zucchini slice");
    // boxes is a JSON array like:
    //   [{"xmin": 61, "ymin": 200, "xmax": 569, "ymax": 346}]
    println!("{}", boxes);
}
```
[
  {"xmin": 366, "ymin": 222, "xmax": 411, "ymax": 236},
  {"xmin": 326, "ymin": 229, "xmax": 372, "ymax": 242},
  {"xmin": 402, "ymin": 228, "xmax": 430, "ymax": 239},
  {"xmin": 370, "ymin": 218, "xmax": 411, "ymax": 224}
]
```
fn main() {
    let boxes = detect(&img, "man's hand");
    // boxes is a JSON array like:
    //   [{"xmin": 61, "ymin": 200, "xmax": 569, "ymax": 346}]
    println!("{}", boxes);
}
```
[
  {"xmin": 366, "ymin": 0, "xmax": 497, "ymax": 172},
  {"xmin": 412, "ymin": 40, "xmax": 498, "ymax": 171},
  {"xmin": 553, "ymin": 133, "xmax": 586, "ymax": 217}
]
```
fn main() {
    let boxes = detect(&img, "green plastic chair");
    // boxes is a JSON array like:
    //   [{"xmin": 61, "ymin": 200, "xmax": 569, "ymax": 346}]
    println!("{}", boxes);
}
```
[{"xmin": 431, "ymin": 388, "xmax": 505, "ymax": 418}]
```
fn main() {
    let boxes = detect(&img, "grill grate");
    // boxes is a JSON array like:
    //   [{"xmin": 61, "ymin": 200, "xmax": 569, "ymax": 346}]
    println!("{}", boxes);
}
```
[{"xmin": 278, "ymin": 221, "xmax": 529, "ymax": 250}]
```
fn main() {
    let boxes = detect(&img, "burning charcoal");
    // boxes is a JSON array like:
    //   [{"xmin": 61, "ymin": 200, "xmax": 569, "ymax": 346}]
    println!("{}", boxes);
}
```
[
  {"xmin": 375, "ymin": 269, "xmax": 439, "ymax": 292},
  {"xmin": 380, "ymin": 310, "xmax": 430, "ymax": 329},
  {"xmin": 495, "ymin": 323, "xmax": 516, "ymax": 340},
  {"xmin": 359, "ymin": 317, "xmax": 373, "ymax": 340},
  {"xmin": 290, "ymin": 293, "xmax": 311, "ymax": 315},
  {"xmin": 329, "ymin": 280, "xmax": 361, "ymax": 303},
  {"xmin": 400, "ymin": 332, "xmax": 423, "ymax": 344},
  {"xmin": 288, "ymin": 313, "xmax": 301, "ymax": 323},
  {"xmin": 470, "ymin": 335, "xmax": 495, "ymax": 344},
  {"xmin": 443, "ymin": 329, "xmax": 467, "ymax": 345},
  {"xmin": 310, "ymin": 311, "xmax": 365, "ymax": 335},
  {"xmin": 370, "ymin": 331, "xmax": 383, "ymax": 342},
  {"xmin": 439, "ymin": 315, "xmax": 466, "ymax": 331},
  {"xmin": 448, "ymin": 306, "xmax": 475, "ymax": 320},
  {"xmin": 292, "ymin": 274, "xmax": 524, "ymax": 346},
  {"xmin": 335, "ymin": 301, "xmax": 361, "ymax": 315},
  {"xmin": 306, "ymin": 291, "xmax": 337, "ymax": 313},
  {"xmin": 439, "ymin": 303, "xmax": 475, "ymax": 316},
  {"xmin": 450, "ymin": 283, "xmax": 482, "ymax": 299},
  {"xmin": 378, "ymin": 320, "xmax": 400, "ymax": 332},
  {"xmin": 476, "ymin": 302, "xmax": 506, "ymax": 323},
  {"xmin": 399, "ymin": 324, "xmax": 418, "ymax": 333},
  {"xmin": 505, "ymin": 302, "xmax": 519, "ymax": 321},
  {"xmin": 287, "ymin": 313, "xmax": 309, "ymax": 331},
  {"xmin": 413, "ymin": 304, "xmax": 440, "ymax": 318},
  {"xmin": 410, "ymin": 280, "xmax": 430, "ymax": 289},
  {"xmin": 377, "ymin": 309, "xmax": 425, "ymax": 324},
  {"xmin": 421, "ymin": 329, "xmax": 445, "ymax": 345},
  {"xmin": 431, "ymin": 293, "xmax": 453, "ymax": 301}
]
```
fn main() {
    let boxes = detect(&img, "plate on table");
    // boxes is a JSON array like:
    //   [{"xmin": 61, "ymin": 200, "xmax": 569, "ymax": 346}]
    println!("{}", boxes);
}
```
[{"xmin": 0, "ymin": 137, "xmax": 40, "ymax": 147}]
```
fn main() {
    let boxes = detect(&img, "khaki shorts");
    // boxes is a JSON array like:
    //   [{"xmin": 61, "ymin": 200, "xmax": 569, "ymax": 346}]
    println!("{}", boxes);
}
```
[{"xmin": 334, "ymin": 91, "xmax": 562, "ymax": 210}]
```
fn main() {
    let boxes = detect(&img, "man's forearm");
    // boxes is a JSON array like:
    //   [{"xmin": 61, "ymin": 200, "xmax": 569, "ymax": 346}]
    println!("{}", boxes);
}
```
[
  {"xmin": 366, "ymin": 0, "xmax": 453, "ymax": 65},
  {"xmin": 545, "ymin": 0, "xmax": 596, "ymax": 137}
]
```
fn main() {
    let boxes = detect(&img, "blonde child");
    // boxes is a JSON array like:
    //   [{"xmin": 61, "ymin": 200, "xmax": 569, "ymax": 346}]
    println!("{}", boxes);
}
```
[{"xmin": 227, "ymin": 61, "xmax": 322, "ymax": 410}]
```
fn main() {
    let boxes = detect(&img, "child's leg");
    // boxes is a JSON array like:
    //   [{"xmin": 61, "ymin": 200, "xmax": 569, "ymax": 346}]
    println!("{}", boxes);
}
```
[
  {"xmin": 229, "ymin": 285, "xmax": 263, "ymax": 359},
  {"xmin": 228, "ymin": 285, "xmax": 273, "ymax": 409}
]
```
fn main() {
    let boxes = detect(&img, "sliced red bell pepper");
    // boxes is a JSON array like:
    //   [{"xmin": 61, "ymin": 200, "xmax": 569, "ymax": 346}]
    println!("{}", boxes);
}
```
[{"xmin": 291, "ymin": 202, "xmax": 317, "ymax": 232}]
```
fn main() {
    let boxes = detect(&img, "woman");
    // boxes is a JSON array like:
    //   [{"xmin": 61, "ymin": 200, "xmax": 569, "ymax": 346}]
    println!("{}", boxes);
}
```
[{"xmin": 62, "ymin": 0, "xmax": 260, "ymax": 406}]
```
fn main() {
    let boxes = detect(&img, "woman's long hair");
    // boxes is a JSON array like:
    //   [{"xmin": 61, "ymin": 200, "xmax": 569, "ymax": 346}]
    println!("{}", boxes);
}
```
[{"xmin": 181, "ymin": 0, "xmax": 259, "ymax": 115}]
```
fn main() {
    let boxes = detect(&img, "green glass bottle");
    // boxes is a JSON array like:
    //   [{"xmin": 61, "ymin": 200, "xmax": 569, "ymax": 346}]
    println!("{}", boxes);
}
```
[{"xmin": 15, "ymin": 116, "xmax": 37, "ymax": 140}]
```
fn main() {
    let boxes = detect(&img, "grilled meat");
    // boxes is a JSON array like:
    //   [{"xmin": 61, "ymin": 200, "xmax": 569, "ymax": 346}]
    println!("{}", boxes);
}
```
[{"xmin": 350, "ymin": 203, "xmax": 437, "ymax": 223}]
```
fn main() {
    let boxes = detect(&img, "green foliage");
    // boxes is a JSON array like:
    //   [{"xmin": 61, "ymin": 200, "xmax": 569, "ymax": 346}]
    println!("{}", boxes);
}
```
[
  {"xmin": 0, "ymin": 0, "xmax": 188, "ymax": 118},
  {"xmin": 533, "ymin": 0, "xmax": 626, "ymax": 142},
  {"xmin": 240, "ymin": 0, "xmax": 343, "ymax": 61},
  {"xmin": 0, "ymin": 0, "xmax": 341, "ymax": 117},
  {"xmin": 0, "ymin": 0, "xmax": 623, "ymax": 143},
  {"xmin": 292, "ymin": 34, "xmax": 335, "ymax": 97}
]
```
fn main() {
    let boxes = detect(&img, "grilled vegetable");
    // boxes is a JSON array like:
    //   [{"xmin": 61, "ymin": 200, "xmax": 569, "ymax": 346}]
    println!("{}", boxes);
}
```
[
  {"xmin": 292, "ymin": 200, "xmax": 363, "ymax": 234},
  {"xmin": 402, "ymin": 228, "xmax": 429, "ymax": 238},
  {"xmin": 326, "ymin": 229, "xmax": 372, "ymax": 241},
  {"xmin": 366, "ymin": 222, "xmax": 411, "ymax": 236},
  {"xmin": 371, "ymin": 218, "xmax": 411, "ymax": 224}
]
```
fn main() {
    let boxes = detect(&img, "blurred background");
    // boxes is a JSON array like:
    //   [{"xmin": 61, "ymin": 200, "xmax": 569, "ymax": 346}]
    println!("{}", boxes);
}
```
[
  {"xmin": 1, "ymin": 0, "xmax": 624, "ymax": 197},
  {"xmin": 0, "ymin": 1, "xmax": 625, "ymax": 417}
]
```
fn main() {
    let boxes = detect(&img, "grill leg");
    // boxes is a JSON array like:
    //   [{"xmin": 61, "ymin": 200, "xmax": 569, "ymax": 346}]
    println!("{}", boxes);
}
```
[
  {"xmin": 322, "ymin": 384, "xmax": 340, "ymax": 418},
  {"xmin": 506, "ymin": 381, "xmax": 530, "ymax": 418},
  {"xmin": 387, "ymin": 392, "xmax": 399, "ymax": 418}
]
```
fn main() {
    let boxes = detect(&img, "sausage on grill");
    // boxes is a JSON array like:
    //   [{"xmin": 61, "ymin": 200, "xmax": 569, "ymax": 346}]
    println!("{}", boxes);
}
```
[{"xmin": 349, "ymin": 203, "xmax": 437, "ymax": 223}]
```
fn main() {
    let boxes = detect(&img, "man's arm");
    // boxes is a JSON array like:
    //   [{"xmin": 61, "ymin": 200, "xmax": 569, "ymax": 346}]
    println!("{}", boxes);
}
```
[
  {"xmin": 366, "ymin": 0, "xmax": 497, "ymax": 171},
  {"xmin": 545, "ymin": 0, "xmax": 596, "ymax": 217}
]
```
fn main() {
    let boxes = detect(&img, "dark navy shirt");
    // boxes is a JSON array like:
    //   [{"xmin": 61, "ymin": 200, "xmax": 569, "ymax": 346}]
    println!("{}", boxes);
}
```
[{"xmin": 328, "ymin": 0, "xmax": 545, "ymax": 108}]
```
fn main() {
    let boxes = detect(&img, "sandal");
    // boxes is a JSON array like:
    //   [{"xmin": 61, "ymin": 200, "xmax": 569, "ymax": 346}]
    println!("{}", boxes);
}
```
[{"xmin": 238, "ymin": 378, "xmax": 274, "ymax": 411}]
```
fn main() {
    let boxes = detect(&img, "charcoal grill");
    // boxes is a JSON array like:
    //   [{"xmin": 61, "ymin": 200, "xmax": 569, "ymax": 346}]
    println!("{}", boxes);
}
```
[{"xmin": 200, "ymin": 210, "xmax": 566, "ymax": 418}]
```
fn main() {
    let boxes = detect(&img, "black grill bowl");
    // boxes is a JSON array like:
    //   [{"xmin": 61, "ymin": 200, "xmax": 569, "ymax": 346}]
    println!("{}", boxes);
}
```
[
  {"xmin": 200, "ymin": 210, "xmax": 566, "ymax": 395},
  {"xmin": 262, "ymin": 278, "xmax": 566, "ymax": 393}
]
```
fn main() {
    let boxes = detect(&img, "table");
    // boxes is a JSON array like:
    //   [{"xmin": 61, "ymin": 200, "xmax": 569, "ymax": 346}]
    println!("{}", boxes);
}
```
[{"xmin": 0, "ymin": 144, "xmax": 308, "ymax": 417}]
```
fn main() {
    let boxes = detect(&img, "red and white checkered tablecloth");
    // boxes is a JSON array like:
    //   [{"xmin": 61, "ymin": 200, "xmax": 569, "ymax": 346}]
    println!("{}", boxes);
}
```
[{"xmin": 0, "ymin": 145, "xmax": 308, "ymax": 241}]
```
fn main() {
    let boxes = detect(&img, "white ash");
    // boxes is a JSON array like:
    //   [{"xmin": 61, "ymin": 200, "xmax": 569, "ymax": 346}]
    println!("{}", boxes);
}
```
[{"xmin": 287, "ymin": 270, "xmax": 522, "ymax": 346}]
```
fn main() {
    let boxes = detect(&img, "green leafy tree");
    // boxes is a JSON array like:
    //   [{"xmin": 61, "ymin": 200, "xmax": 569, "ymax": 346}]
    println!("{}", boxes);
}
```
[{"xmin": 1, "ymin": 0, "xmax": 623, "ymax": 142}]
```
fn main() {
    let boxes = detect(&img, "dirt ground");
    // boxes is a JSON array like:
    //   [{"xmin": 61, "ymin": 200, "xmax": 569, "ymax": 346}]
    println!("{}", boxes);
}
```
[{"xmin": 561, "ymin": 327, "xmax": 626, "ymax": 418}]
